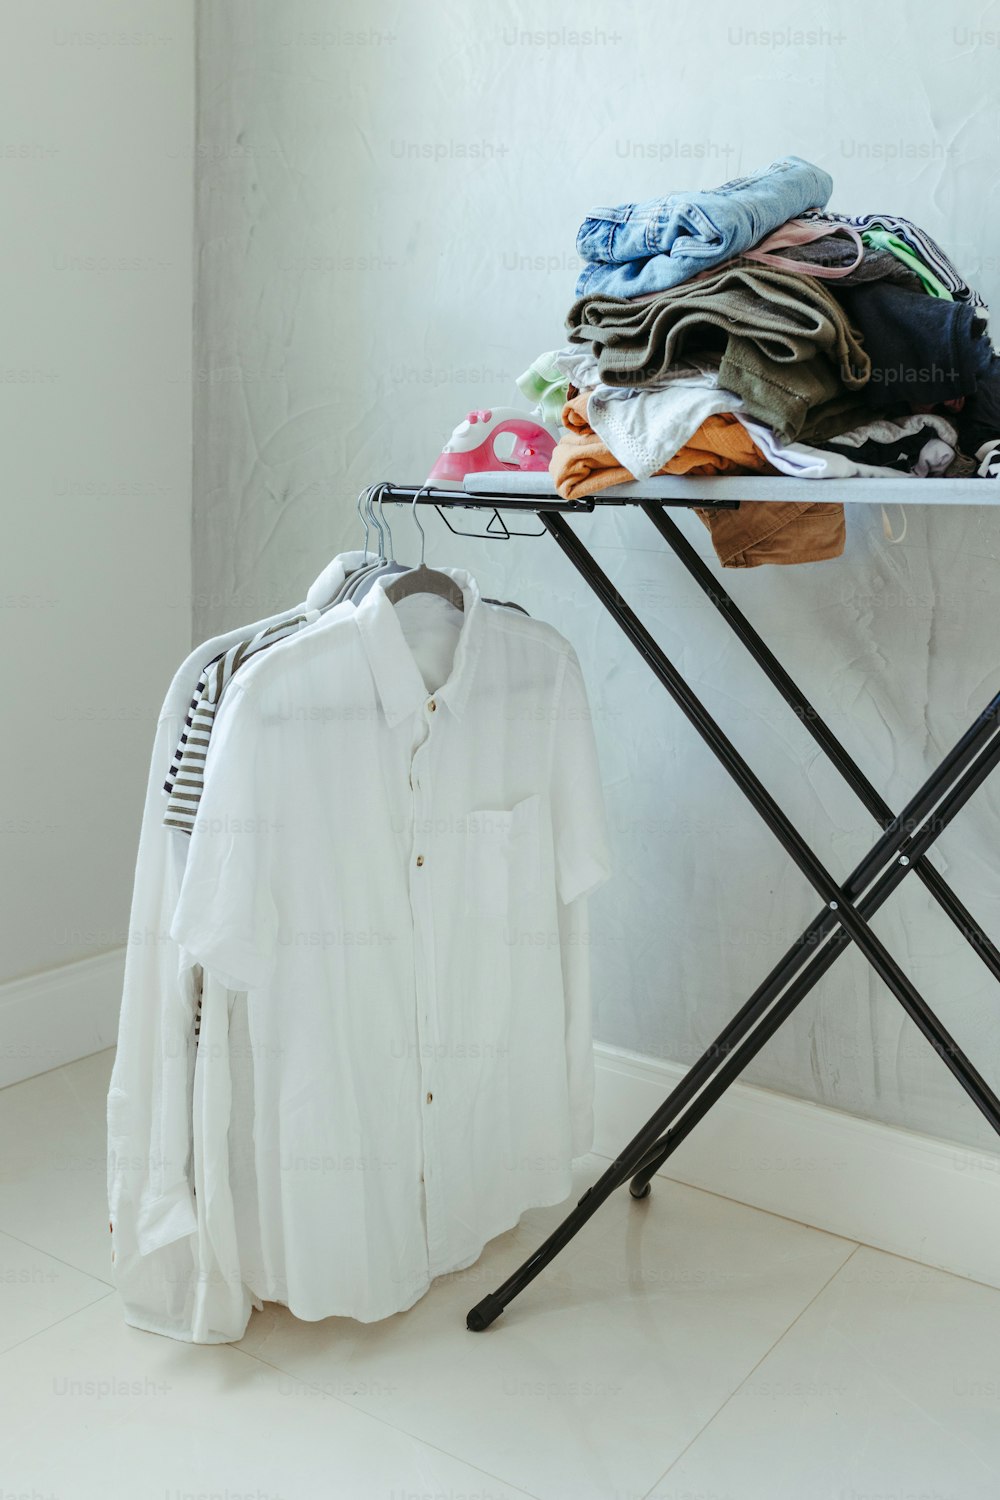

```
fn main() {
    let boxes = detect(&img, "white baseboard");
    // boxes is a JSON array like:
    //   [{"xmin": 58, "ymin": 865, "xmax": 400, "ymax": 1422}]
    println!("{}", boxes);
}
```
[
  {"xmin": 593, "ymin": 1042, "xmax": 1000, "ymax": 1290},
  {"xmin": 4, "ymin": 970, "xmax": 997, "ymax": 1287},
  {"xmin": 0, "ymin": 949, "xmax": 124, "ymax": 1089}
]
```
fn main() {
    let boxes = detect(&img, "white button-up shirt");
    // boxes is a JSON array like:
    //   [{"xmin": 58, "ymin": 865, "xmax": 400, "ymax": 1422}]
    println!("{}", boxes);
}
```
[
  {"xmin": 171, "ymin": 570, "xmax": 611, "ymax": 1324},
  {"xmin": 108, "ymin": 553, "xmax": 371, "ymax": 1343}
]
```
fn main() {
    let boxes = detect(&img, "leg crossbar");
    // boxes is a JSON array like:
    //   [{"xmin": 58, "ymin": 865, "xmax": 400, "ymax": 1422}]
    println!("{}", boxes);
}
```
[{"xmin": 465, "ymin": 506, "xmax": 1000, "ymax": 1332}]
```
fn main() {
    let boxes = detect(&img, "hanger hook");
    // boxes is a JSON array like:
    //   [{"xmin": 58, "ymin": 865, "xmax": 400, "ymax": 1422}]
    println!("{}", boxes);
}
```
[
  {"xmin": 356, "ymin": 485, "xmax": 374, "ymax": 559},
  {"xmin": 377, "ymin": 485, "xmax": 394, "ymax": 562},
  {"xmin": 410, "ymin": 485, "xmax": 432, "ymax": 567},
  {"xmin": 366, "ymin": 483, "xmax": 386, "ymax": 559}
]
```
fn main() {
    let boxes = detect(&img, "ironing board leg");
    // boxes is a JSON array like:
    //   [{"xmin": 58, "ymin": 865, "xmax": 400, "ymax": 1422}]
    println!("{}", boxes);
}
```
[
  {"xmin": 641, "ymin": 502, "xmax": 1000, "ymax": 984},
  {"xmin": 467, "ymin": 719, "xmax": 1000, "ymax": 1333},
  {"xmin": 539, "ymin": 513, "xmax": 1000, "ymax": 1126},
  {"xmin": 625, "ymin": 678, "xmax": 1000, "ymax": 1190},
  {"xmin": 628, "ymin": 721, "xmax": 1000, "ymax": 1193},
  {"xmin": 465, "ymin": 512, "xmax": 1000, "ymax": 1331}
]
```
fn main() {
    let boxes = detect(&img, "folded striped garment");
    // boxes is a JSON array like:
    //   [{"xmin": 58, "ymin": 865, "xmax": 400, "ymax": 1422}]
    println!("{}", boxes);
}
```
[
  {"xmin": 799, "ymin": 209, "xmax": 986, "ymax": 311},
  {"xmin": 162, "ymin": 613, "xmax": 312, "ymax": 832}
]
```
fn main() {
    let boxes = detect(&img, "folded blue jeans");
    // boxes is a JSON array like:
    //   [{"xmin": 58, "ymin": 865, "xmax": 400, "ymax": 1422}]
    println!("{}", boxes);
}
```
[{"xmin": 576, "ymin": 156, "xmax": 833, "ymax": 299}]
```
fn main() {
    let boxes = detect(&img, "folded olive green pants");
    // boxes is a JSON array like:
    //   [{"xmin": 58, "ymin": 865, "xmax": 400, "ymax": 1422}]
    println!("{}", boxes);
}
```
[{"xmin": 566, "ymin": 263, "xmax": 871, "ymax": 442}]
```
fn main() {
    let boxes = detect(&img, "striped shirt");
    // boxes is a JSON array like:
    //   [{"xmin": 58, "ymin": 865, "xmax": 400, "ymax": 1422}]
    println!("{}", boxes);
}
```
[
  {"xmin": 163, "ymin": 656, "xmax": 224, "ymax": 795},
  {"xmin": 162, "ymin": 614, "xmax": 312, "ymax": 832},
  {"xmin": 801, "ymin": 209, "xmax": 987, "ymax": 311}
]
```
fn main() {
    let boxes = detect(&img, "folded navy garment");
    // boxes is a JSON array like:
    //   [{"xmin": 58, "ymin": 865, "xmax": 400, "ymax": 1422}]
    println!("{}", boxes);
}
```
[
  {"xmin": 834, "ymin": 281, "xmax": 994, "ymax": 407},
  {"xmin": 955, "ymin": 353, "xmax": 1000, "ymax": 454}
]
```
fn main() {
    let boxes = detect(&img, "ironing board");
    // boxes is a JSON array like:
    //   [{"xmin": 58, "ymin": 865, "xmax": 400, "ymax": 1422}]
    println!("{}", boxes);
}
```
[{"xmin": 375, "ymin": 475, "xmax": 1000, "ymax": 1331}]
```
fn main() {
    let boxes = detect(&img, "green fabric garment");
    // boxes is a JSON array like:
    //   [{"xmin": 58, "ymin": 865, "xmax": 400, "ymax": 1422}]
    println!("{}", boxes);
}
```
[
  {"xmin": 798, "ymin": 393, "xmax": 879, "ymax": 445},
  {"xmin": 860, "ymin": 229, "xmax": 954, "ymax": 300},
  {"xmin": 718, "ymin": 337, "xmax": 845, "ymax": 442},
  {"xmin": 515, "ymin": 351, "xmax": 570, "ymax": 426}
]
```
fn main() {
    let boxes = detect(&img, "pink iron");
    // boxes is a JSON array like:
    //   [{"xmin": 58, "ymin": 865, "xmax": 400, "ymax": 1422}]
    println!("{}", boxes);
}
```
[{"xmin": 428, "ymin": 407, "xmax": 557, "ymax": 485}]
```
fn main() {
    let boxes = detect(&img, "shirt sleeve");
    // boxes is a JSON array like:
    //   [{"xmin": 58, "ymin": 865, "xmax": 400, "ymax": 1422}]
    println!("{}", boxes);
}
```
[
  {"xmin": 169, "ymin": 682, "xmax": 279, "ymax": 992},
  {"xmin": 549, "ymin": 648, "xmax": 613, "ymax": 905},
  {"xmin": 108, "ymin": 713, "xmax": 200, "ymax": 1268}
]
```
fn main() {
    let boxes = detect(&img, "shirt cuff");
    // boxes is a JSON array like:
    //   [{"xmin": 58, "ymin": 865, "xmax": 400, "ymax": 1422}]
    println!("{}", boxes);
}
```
[{"xmin": 136, "ymin": 1183, "xmax": 198, "ymax": 1256}]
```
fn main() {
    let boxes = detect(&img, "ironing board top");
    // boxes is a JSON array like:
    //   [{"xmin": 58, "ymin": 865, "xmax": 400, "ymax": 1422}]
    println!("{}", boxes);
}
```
[{"xmin": 461, "ymin": 471, "xmax": 1000, "ymax": 507}]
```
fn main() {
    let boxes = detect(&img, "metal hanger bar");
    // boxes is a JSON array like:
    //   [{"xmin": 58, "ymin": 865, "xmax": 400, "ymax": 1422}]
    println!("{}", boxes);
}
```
[
  {"xmin": 382, "ymin": 484, "xmax": 592, "ymax": 512},
  {"xmin": 378, "ymin": 482, "xmax": 741, "ymax": 513},
  {"xmin": 433, "ymin": 504, "xmax": 547, "ymax": 541}
]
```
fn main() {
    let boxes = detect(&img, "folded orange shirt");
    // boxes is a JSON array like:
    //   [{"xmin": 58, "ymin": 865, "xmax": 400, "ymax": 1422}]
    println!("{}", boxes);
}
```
[
  {"xmin": 553, "ymin": 390, "xmax": 768, "ymax": 496},
  {"xmin": 551, "ymin": 389, "xmax": 845, "ymax": 568}
]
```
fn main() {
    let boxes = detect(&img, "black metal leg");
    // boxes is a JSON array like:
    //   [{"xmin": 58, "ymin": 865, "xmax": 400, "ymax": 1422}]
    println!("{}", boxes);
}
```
[
  {"xmin": 466, "ymin": 721, "xmax": 1000, "ymax": 1330},
  {"xmin": 539, "ymin": 513, "xmax": 1000, "ymax": 1123},
  {"xmin": 465, "ymin": 512, "xmax": 1000, "ymax": 1331},
  {"xmin": 629, "ymin": 721, "xmax": 1000, "ymax": 1192},
  {"xmin": 641, "ymin": 502, "xmax": 1000, "ymax": 983},
  {"xmin": 623, "ymin": 683, "xmax": 1000, "ymax": 1193},
  {"xmin": 624, "ymin": 503, "xmax": 1000, "ymax": 1194}
]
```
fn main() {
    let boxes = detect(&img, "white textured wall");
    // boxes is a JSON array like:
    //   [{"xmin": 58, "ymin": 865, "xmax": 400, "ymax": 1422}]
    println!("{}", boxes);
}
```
[
  {"xmin": 0, "ymin": 1, "xmax": 193, "ymax": 983},
  {"xmin": 194, "ymin": 0, "xmax": 1000, "ymax": 1152}
]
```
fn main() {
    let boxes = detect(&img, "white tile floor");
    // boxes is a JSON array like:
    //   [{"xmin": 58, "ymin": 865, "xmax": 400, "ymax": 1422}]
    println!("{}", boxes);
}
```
[{"xmin": 4, "ymin": 1049, "xmax": 1000, "ymax": 1500}]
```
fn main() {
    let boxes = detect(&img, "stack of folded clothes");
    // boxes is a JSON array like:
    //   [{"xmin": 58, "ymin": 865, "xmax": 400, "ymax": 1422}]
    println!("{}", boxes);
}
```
[{"xmin": 518, "ymin": 155, "xmax": 1000, "ymax": 567}]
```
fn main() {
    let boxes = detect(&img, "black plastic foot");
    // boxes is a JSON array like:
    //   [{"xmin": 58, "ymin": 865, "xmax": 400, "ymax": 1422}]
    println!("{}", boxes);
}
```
[
  {"xmin": 629, "ymin": 1180, "xmax": 652, "ymax": 1200},
  {"xmin": 466, "ymin": 1292, "xmax": 505, "ymax": 1331}
]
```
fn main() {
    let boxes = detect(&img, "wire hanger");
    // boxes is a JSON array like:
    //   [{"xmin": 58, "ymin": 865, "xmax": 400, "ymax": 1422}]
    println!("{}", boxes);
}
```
[
  {"xmin": 347, "ymin": 483, "xmax": 413, "ymax": 604},
  {"xmin": 357, "ymin": 483, "xmax": 384, "ymax": 561},
  {"xmin": 376, "ymin": 484, "xmax": 394, "ymax": 561},
  {"xmin": 366, "ymin": 483, "xmax": 387, "ymax": 562},
  {"xmin": 383, "ymin": 485, "xmax": 465, "ymax": 612}
]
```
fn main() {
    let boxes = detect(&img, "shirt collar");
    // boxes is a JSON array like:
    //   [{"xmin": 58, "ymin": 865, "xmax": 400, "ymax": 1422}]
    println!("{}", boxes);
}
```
[
  {"xmin": 305, "ymin": 550, "xmax": 372, "ymax": 610},
  {"xmin": 353, "ymin": 568, "xmax": 485, "ymax": 728}
]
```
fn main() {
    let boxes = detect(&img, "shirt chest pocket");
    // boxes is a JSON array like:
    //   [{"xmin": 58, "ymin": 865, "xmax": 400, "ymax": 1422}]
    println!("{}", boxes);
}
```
[{"xmin": 465, "ymin": 794, "xmax": 543, "ymax": 915}]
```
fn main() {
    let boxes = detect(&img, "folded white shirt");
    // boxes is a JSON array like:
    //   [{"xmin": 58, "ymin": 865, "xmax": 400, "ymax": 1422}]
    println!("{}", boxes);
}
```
[{"xmin": 553, "ymin": 347, "xmax": 743, "ymax": 480}]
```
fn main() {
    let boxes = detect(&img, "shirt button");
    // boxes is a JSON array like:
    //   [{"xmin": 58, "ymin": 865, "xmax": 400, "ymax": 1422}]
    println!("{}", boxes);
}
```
[
  {"xmin": 416, "ymin": 854, "xmax": 424, "ymax": 867},
  {"xmin": 426, "ymin": 1092, "xmax": 433, "ymax": 1103},
  {"xmin": 428, "ymin": 699, "xmax": 437, "ymax": 712}
]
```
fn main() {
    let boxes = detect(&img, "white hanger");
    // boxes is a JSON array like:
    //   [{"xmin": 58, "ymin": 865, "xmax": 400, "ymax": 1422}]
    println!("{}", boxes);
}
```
[{"xmin": 383, "ymin": 486, "xmax": 464, "ymax": 612}]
